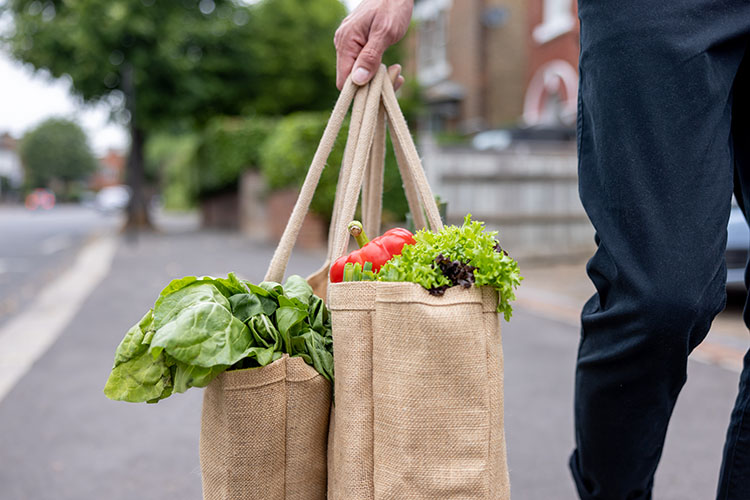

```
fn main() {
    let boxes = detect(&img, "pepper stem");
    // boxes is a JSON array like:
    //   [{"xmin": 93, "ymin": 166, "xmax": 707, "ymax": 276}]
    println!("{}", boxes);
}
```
[{"xmin": 348, "ymin": 220, "xmax": 370, "ymax": 248}]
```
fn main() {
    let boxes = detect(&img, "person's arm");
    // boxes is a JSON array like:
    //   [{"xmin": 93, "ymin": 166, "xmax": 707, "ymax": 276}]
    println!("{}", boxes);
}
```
[{"xmin": 334, "ymin": 0, "xmax": 413, "ymax": 89}]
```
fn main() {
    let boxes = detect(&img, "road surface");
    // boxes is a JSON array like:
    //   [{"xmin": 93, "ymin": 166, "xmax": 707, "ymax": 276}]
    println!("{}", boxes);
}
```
[{"xmin": 0, "ymin": 205, "xmax": 120, "ymax": 325}]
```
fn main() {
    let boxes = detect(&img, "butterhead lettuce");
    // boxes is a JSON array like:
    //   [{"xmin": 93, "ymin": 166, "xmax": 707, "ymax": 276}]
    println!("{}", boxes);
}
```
[{"xmin": 104, "ymin": 273, "xmax": 334, "ymax": 403}]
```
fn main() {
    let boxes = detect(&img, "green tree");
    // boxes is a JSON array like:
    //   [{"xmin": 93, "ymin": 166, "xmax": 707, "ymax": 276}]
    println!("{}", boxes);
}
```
[
  {"xmin": 248, "ymin": 0, "xmax": 346, "ymax": 115},
  {"xmin": 3, "ymin": 0, "xmax": 348, "ymax": 228},
  {"xmin": 19, "ymin": 118, "xmax": 97, "ymax": 197},
  {"xmin": 3, "ymin": 0, "xmax": 262, "ymax": 228},
  {"xmin": 194, "ymin": 115, "xmax": 277, "ymax": 198}
]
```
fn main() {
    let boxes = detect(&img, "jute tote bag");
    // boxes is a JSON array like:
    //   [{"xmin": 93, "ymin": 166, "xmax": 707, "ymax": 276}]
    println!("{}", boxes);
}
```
[
  {"xmin": 199, "ymin": 69, "xmax": 392, "ymax": 500},
  {"xmin": 265, "ymin": 65, "xmax": 510, "ymax": 499},
  {"xmin": 199, "ymin": 354, "xmax": 331, "ymax": 500}
]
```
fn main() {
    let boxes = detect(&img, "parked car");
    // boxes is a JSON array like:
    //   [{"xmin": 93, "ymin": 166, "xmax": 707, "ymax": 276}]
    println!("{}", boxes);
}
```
[
  {"xmin": 472, "ymin": 130, "xmax": 512, "ymax": 151},
  {"xmin": 727, "ymin": 198, "xmax": 749, "ymax": 290},
  {"xmin": 95, "ymin": 185, "xmax": 131, "ymax": 213},
  {"xmin": 25, "ymin": 188, "xmax": 56, "ymax": 210},
  {"xmin": 471, "ymin": 126, "xmax": 576, "ymax": 151}
]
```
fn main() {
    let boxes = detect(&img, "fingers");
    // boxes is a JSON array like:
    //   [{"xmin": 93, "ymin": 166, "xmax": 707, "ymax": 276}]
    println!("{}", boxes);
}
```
[
  {"xmin": 334, "ymin": 0, "xmax": 413, "ymax": 90},
  {"xmin": 350, "ymin": 34, "xmax": 390, "ymax": 86},
  {"xmin": 336, "ymin": 45, "xmax": 358, "ymax": 90},
  {"xmin": 335, "ymin": 21, "xmax": 363, "ymax": 90},
  {"xmin": 395, "ymin": 75, "xmax": 405, "ymax": 91},
  {"xmin": 387, "ymin": 64, "xmax": 405, "ymax": 91}
]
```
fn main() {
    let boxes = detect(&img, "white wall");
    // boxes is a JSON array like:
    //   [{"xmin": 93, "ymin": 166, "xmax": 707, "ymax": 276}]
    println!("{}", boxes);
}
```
[{"xmin": 0, "ymin": 148, "xmax": 23, "ymax": 187}]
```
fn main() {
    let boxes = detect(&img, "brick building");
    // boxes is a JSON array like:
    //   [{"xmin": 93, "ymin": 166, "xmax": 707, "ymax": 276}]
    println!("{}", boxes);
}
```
[
  {"xmin": 408, "ymin": 0, "xmax": 528, "ymax": 133},
  {"xmin": 406, "ymin": 0, "xmax": 579, "ymax": 132},
  {"xmin": 523, "ymin": 0, "xmax": 579, "ymax": 127},
  {"xmin": 90, "ymin": 149, "xmax": 126, "ymax": 191}
]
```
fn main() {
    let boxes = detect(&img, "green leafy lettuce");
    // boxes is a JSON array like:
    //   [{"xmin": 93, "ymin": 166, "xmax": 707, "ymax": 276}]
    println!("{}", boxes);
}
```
[
  {"xmin": 104, "ymin": 273, "xmax": 334, "ymax": 403},
  {"xmin": 377, "ymin": 215, "xmax": 522, "ymax": 321}
]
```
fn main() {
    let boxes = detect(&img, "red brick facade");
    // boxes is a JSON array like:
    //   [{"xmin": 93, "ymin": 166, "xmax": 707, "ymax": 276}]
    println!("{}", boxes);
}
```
[
  {"xmin": 407, "ymin": 0, "xmax": 528, "ymax": 133},
  {"xmin": 90, "ymin": 149, "xmax": 126, "ymax": 190},
  {"xmin": 523, "ymin": 0, "xmax": 580, "ymax": 126},
  {"xmin": 406, "ymin": 0, "xmax": 580, "ymax": 130}
]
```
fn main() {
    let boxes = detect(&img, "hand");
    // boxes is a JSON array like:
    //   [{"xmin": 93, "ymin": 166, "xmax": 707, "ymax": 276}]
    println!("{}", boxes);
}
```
[{"xmin": 334, "ymin": 0, "xmax": 413, "ymax": 90}]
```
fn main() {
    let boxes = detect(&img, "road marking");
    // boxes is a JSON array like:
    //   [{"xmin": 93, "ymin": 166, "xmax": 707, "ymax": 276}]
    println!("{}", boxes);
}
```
[
  {"xmin": 0, "ymin": 235, "xmax": 118, "ymax": 402},
  {"xmin": 40, "ymin": 234, "xmax": 73, "ymax": 255}
]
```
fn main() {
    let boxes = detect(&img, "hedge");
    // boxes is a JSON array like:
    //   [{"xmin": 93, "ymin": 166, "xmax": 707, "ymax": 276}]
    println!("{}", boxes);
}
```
[
  {"xmin": 195, "ymin": 116, "xmax": 277, "ymax": 197},
  {"xmin": 260, "ymin": 111, "xmax": 409, "ymax": 224}
]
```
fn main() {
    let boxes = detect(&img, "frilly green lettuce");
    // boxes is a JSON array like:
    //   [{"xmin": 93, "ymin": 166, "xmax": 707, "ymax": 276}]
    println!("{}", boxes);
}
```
[{"xmin": 378, "ymin": 215, "xmax": 522, "ymax": 321}]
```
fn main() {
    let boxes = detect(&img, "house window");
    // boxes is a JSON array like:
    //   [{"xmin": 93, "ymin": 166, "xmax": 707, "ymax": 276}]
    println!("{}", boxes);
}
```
[
  {"xmin": 414, "ymin": 0, "xmax": 451, "ymax": 86},
  {"xmin": 533, "ymin": 0, "xmax": 574, "ymax": 44}
]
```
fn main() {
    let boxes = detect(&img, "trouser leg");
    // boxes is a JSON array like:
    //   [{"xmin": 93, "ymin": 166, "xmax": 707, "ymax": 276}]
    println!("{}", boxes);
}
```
[
  {"xmin": 570, "ymin": 1, "xmax": 749, "ymax": 498},
  {"xmin": 718, "ymin": 48, "xmax": 750, "ymax": 500}
]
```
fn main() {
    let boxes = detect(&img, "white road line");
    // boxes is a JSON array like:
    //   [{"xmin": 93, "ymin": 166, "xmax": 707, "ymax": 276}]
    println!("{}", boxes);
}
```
[{"xmin": 0, "ymin": 235, "xmax": 117, "ymax": 402}]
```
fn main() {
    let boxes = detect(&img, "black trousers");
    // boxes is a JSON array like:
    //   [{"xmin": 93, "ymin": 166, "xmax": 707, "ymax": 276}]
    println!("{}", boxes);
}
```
[{"xmin": 571, "ymin": 1, "xmax": 750, "ymax": 499}]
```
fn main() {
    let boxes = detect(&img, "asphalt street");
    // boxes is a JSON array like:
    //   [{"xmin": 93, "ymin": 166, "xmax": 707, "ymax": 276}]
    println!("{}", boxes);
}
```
[
  {"xmin": 0, "ymin": 205, "xmax": 120, "ymax": 325},
  {"xmin": 0, "ymin": 217, "xmax": 746, "ymax": 499}
]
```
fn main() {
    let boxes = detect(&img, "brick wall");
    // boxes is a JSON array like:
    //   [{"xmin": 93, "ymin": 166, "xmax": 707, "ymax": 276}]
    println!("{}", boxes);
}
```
[
  {"xmin": 266, "ymin": 189, "xmax": 327, "ymax": 250},
  {"xmin": 409, "ymin": 0, "xmax": 528, "ymax": 132},
  {"xmin": 485, "ymin": 0, "xmax": 528, "ymax": 127},
  {"xmin": 526, "ymin": 0, "xmax": 579, "ymax": 85}
]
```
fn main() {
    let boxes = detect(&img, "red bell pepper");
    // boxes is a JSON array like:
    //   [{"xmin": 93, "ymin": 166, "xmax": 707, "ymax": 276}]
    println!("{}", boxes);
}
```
[{"xmin": 330, "ymin": 221, "xmax": 415, "ymax": 283}]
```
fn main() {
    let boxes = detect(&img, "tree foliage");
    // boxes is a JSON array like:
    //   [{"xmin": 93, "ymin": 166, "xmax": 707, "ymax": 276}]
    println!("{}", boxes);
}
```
[
  {"xmin": 19, "ymin": 118, "xmax": 97, "ymax": 189},
  {"xmin": 248, "ymin": 0, "xmax": 346, "ymax": 115},
  {"xmin": 3, "ymin": 0, "xmax": 348, "ymax": 128},
  {"xmin": 4, "ymin": 0, "xmax": 260, "ymax": 128},
  {"xmin": 195, "ymin": 115, "xmax": 277, "ymax": 197}
]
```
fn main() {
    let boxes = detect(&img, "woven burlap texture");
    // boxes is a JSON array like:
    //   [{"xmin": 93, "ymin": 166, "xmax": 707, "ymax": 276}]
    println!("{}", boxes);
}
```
[
  {"xmin": 200, "ymin": 355, "xmax": 331, "ymax": 500},
  {"xmin": 327, "ymin": 282, "xmax": 510, "ymax": 500}
]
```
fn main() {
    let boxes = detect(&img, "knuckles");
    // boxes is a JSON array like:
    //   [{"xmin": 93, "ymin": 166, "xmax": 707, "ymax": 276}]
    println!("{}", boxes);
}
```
[
  {"xmin": 372, "ymin": 17, "xmax": 401, "ymax": 43},
  {"xmin": 357, "ymin": 45, "xmax": 383, "ymax": 66}
]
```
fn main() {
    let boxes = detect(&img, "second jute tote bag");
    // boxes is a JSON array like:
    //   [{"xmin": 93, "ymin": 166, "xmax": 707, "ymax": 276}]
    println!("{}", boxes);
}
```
[
  {"xmin": 263, "ymin": 65, "xmax": 511, "ymax": 499},
  {"xmin": 199, "ymin": 355, "xmax": 331, "ymax": 500}
]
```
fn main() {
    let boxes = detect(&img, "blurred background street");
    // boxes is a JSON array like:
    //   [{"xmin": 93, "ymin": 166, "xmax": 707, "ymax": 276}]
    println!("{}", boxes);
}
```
[{"xmin": 0, "ymin": 0, "xmax": 748, "ymax": 498}]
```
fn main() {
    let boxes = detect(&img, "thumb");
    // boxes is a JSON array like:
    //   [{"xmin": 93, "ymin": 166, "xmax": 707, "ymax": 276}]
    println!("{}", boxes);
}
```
[{"xmin": 351, "ymin": 36, "xmax": 388, "ymax": 86}]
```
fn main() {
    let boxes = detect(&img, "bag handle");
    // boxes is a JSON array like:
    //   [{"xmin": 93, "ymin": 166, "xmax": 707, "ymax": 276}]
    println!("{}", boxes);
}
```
[
  {"xmin": 325, "ymin": 83, "xmax": 371, "ymax": 264},
  {"xmin": 325, "ymin": 67, "xmax": 424, "ymax": 272},
  {"xmin": 264, "ymin": 78, "xmax": 358, "ymax": 283},
  {"xmin": 265, "ymin": 65, "xmax": 442, "ymax": 282},
  {"xmin": 330, "ymin": 66, "xmax": 442, "ymax": 262},
  {"xmin": 382, "ymin": 72, "xmax": 441, "ymax": 232},
  {"xmin": 361, "ymin": 103, "xmax": 386, "ymax": 238},
  {"xmin": 329, "ymin": 67, "xmax": 418, "ymax": 261}
]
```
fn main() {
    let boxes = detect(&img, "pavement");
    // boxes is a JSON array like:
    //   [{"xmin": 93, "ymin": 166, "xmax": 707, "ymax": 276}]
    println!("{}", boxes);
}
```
[
  {"xmin": 0, "ymin": 207, "xmax": 747, "ymax": 499},
  {"xmin": 515, "ymin": 259, "xmax": 750, "ymax": 373}
]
